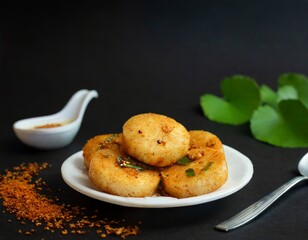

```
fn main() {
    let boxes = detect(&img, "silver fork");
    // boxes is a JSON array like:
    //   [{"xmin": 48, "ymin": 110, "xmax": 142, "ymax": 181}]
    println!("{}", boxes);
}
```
[{"xmin": 215, "ymin": 175, "xmax": 308, "ymax": 231}]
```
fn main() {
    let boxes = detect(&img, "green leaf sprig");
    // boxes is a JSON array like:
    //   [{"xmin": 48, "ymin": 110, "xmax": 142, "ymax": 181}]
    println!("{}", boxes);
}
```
[
  {"xmin": 177, "ymin": 156, "xmax": 192, "ymax": 165},
  {"xmin": 117, "ymin": 156, "xmax": 154, "ymax": 171},
  {"xmin": 200, "ymin": 73, "xmax": 308, "ymax": 148}
]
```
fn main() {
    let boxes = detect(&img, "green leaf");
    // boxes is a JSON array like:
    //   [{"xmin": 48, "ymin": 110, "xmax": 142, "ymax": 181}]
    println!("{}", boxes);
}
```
[
  {"xmin": 177, "ymin": 156, "xmax": 192, "ymax": 165},
  {"xmin": 117, "ymin": 156, "xmax": 153, "ymax": 171},
  {"xmin": 200, "ymin": 72, "xmax": 308, "ymax": 148},
  {"xmin": 260, "ymin": 85, "xmax": 278, "ymax": 108},
  {"xmin": 278, "ymin": 73, "xmax": 308, "ymax": 108},
  {"xmin": 202, "ymin": 162, "xmax": 213, "ymax": 172},
  {"xmin": 200, "ymin": 94, "xmax": 250, "ymax": 125},
  {"xmin": 279, "ymin": 100, "xmax": 308, "ymax": 138},
  {"xmin": 277, "ymin": 85, "xmax": 298, "ymax": 102},
  {"xmin": 250, "ymin": 100, "xmax": 308, "ymax": 148},
  {"xmin": 200, "ymin": 75, "xmax": 261, "ymax": 125},
  {"xmin": 185, "ymin": 168, "xmax": 195, "ymax": 177}
]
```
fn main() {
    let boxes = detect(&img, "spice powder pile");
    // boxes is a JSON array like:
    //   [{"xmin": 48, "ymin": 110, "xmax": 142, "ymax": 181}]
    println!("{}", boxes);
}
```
[{"xmin": 0, "ymin": 162, "xmax": 140, "ymax": 238}]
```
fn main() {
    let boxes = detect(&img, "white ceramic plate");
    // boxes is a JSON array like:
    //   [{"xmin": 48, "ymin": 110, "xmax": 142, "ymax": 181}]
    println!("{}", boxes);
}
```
[{"xmin": 61, "ymin": 145, "xmax": 253, "ymax": 208}]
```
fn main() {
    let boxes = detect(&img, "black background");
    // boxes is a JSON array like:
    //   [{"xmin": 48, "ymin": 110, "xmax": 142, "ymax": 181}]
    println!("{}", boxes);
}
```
[{"xmin": 1, "ymin": 1, "xmax": 308, "ymax": 239}]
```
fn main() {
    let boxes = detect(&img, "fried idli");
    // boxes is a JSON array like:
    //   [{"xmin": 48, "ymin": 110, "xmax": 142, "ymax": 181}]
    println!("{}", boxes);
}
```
[
  {"xmin": 122, "ymin": 113, "xmax": 190, "ymax": 167},
  {"xmin": 161, "ymin": 130, "xmax": 228, "ymax": 198},
  {"xmin": 88, "ymin": 148, "xmax": 160, "ymax": 197},
  {"xmin": 83, "ymin": 134, "xmax": 122, "ymax": 168}
]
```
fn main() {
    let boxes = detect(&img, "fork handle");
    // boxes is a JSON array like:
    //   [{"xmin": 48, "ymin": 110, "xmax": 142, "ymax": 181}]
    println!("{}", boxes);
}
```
[{"xmin": 215, "ymin": 176, "xmax": 308, "ymax": 231}]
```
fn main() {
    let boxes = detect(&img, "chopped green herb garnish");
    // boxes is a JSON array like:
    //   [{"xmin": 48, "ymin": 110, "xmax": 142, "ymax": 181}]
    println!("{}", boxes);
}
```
[
  {"xmin": 185, "ymin": 168, "xmax": 195, "ymax": 177},
  {"xmin": 177, "ymin": 156, "xmax": 192, "ymax": 165},
  {"xmin": 121, "ymin": 163, "xmax": 144, "ymax": 171},
  {"xmin": 117, "ymin": 156, "xmax": 153, "ymax": 171},
  {"xmin": 202, "ymin": 162, "xmax": 213, "ymax": 172},
  {"xmin": 99, "ymin": 134, "xmax": 119, "ymax": 149},
  {"xmin": 105, "ymin": 134, "xmax": 118, "ymax": 143}
]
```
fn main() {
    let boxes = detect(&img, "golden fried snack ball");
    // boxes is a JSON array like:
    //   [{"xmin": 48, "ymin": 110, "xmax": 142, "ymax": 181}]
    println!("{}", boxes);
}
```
[
  {"xmin": 160, "ymin": 131, "xmax": 228, "ymax": 198},
  {"xmin": 122, "ymin": 113, "xmax": 190, "ymax": 167},
  {"xmin": 83, "ymin": 134, "xmax": 122, "ymax": 168},
  {"xmin": 88, "ymin": 148, "xmax": 161, "ymax": 197}
]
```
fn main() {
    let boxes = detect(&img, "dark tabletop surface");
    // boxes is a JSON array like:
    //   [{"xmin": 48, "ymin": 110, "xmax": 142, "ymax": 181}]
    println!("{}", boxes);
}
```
[{"xmin": 1, "ymin": 1, "xmax": 308, "ymax": 240}]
